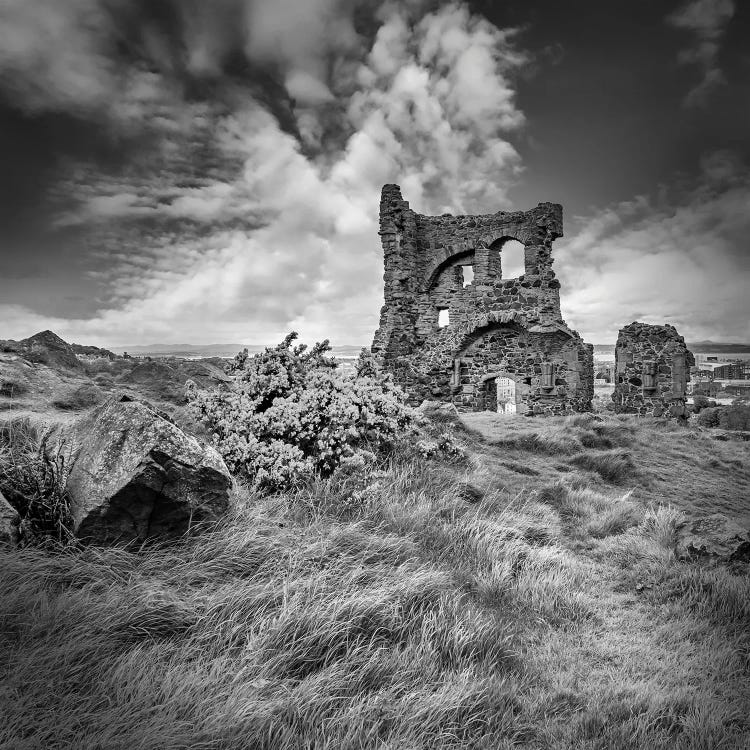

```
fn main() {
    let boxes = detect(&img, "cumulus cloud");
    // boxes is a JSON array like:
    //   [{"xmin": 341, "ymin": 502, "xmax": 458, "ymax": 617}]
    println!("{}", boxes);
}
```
[
  {"xmin": 666, "ymin": 0, "xmax": 735, "ymax": 107},
  {"xmin": 557, "ymin": 151, "xmax": 750, "ymax": 342},
  {"xmin": 0, "ymin": 1, "xmax": 528, "ymax": 348}
]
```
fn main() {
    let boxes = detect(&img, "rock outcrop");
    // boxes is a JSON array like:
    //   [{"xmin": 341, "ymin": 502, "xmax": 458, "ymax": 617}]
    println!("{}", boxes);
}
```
[
  {"xmin": 70, "ymin": 342, "xmax": 117, "ymax": 359},
  {"xmin": 675, "ymin": 513, "xmax": 750, "ymax": 564},
  {"xmin": 66, "ymin": 395, "xmax": 231, "ymax": 544},
  {"xmin": 0, "ymin": 490, "xmax": 20, "ymax": 546},
  {"xmin": 0, "ymin": 330, "xmax": 84, "ymax": 371}
]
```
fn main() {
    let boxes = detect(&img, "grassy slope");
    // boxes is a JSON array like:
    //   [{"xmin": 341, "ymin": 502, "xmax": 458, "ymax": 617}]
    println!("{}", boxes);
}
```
[{"xmin": 1, "ymin": 414, "xmax": 749, "ymax": 749}]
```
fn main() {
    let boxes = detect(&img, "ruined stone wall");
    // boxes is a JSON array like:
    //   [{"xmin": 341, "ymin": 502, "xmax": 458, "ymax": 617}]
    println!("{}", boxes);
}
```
[
  {"xmin": 372, "ymin": 184, "xmax": 593, "ymax": 414},
  {"xmin": 612, "ymin": 322, "xmax": 695, "ymax": 418}
]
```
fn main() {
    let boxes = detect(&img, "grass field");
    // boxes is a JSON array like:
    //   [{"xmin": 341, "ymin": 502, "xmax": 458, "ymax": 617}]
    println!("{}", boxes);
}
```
[{"xmin": 1, "ymin": 413, "xmax": 749, "ymax": 749}]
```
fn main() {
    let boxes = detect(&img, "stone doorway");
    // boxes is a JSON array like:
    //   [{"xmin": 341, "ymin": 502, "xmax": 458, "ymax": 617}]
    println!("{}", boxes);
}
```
[{"xmin": 496, "ymin": 376, "xmax": 517, "ymax": 414}]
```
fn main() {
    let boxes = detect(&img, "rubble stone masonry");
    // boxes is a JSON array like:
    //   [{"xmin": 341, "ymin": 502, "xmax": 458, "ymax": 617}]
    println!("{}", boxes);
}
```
[
  {"xmin": 613, "ymin": 322, "xmax": 694, "ymax": 418},
  {"xmin": 371, "ymin": 184, "xmax": 594, "ymax": 414}
]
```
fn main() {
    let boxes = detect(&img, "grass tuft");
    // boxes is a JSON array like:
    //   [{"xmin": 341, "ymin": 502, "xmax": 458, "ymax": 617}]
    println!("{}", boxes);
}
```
[
  {"xmin": 0, "ymin": 417, "xmax": 74, "ymax": 544},
  {"xmin": 569, "ymin": 448, "xmax": 635, "ymax": 483}
]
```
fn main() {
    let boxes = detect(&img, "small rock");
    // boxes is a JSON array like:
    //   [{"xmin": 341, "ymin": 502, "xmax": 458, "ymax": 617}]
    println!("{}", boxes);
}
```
[
  {"xmin": 0, "ymin": 490, "xmax": 20, "ymax": 546},
  {"xmin": 675, "ymin": 513, "xmax": 750, "ymax": 563},
  {"xmin": 713, "ymin": 430, "xmax": 750, "ymax": 442},
  {"xmin": 456, "ymin": 482, "xmax": 484, "ymax": 504},
  {"xmin": 418, "ymin": 400, "xmax": 457, "ymax": 414}
]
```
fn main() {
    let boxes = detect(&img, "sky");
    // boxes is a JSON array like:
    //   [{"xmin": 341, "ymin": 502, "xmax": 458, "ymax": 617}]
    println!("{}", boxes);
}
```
[{"xmin": 0, "ymin": 0, "xmax": 748, "ymax": 348}]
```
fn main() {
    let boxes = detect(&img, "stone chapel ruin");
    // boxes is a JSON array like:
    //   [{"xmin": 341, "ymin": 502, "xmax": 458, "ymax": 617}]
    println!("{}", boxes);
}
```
[
  {"xmin": 371, "ymin": 184, "xmax": 594, "ymax": 414},
  {"xmin": 612, "ymin": 322, "xmax": 694, "ymax": 418}
]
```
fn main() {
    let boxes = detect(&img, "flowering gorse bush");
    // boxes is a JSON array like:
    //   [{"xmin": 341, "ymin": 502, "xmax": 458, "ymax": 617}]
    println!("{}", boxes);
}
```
[{"xmin": 187, "ymin": 333, "xmax": 417, "ymax": 491}]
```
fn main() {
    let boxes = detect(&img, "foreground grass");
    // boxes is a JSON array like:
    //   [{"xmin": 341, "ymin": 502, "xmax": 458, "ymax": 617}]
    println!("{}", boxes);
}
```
[{"xmin": 1, "ymin": 416, "xmax": 749, "ymax": 749}]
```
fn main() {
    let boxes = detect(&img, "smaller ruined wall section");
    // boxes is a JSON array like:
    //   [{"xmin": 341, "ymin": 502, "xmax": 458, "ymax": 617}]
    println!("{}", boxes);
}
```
[
  {"xmin": 371, "ymin": 185, "xmax": 420, "ymax": 361},
  {"xmin": 613, "ymin": 322, "xmax": 694, "ymax": 418}
]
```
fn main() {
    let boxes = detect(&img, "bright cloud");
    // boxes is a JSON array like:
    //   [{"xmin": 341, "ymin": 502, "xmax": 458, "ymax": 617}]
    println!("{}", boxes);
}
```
[
  {"xmin": 0, "ymin": 1, "xmax": 528, "ymax": 348},
  {"xmin": 558, "ymin": 150, "xmax": 750, "ymax": 342}
]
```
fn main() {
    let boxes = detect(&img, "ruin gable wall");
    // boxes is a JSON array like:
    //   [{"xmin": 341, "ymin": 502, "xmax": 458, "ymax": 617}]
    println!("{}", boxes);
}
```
[{"xmin": 372, "ymin": 184, "xmax": 594, "ymax": 414}]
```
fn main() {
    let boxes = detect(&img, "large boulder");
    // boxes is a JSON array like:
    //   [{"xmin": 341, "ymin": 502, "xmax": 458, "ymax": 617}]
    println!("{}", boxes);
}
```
[
  {"xmin": 66, "ymin": 395, "xmax": 232, "ymax": 544},
  {"xmin": 675, "ymin": 513, "xmax": 750, "ymax": 564},
  {"xmin": 0, "ymin": 490, "xmax": 20, "ymax": 546}
]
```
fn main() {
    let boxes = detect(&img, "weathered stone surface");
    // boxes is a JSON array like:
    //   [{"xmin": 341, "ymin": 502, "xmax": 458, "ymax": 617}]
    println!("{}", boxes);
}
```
[
  {"xmin": 371, "ymin": 185, "xmax": 593, "ymax": 415},
  {"xmin": 675, "ymin": 514, "xmax": 750, "ymax": 563},
  {"xmin": 0, "ymin": 489, "xmax": 20, "ymax": 546},
  {"xmin": 66, "ymin": 395, "xmax": 231, "ymax": 544},
  {"xmin": 0, "ymin": 330, "xmax": 83, "ymax": 371},
  {"xmin": 612, "ymin": 322, "xmax": 694, "ymax": 418}
]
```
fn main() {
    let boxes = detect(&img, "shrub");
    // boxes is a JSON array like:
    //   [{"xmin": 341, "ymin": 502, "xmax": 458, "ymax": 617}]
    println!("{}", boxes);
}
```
[
  {"xmin": 696, "ymin": 407, "xmax": 720, "ymax": 427},
  {"xmin": 719, "ymin": 405, "xmax": 750, "ymax": 431},
  {"xmin": 697, "ymin": 405, "xmax": 750, "ymax": 431},
  {"xmin": 0, "ymin": 418, "xmax": 74, "ymax": 544},
  {"xmin": 187, "ymin": 333, "xmax": 418, "ymax": 491},
  {"xmin": 692, "ymin": 395, "xmax": 711, "ymax": 413}
]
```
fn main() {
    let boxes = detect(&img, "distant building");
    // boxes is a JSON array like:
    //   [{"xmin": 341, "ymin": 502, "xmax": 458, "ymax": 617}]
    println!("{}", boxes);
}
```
[
  {"xmin": 712, "ymin": 362, "xmax": 750, "ymax": 380},
  {"xmin": 690, "ymin": 368, "xmax": 714, "ymax": 382}
]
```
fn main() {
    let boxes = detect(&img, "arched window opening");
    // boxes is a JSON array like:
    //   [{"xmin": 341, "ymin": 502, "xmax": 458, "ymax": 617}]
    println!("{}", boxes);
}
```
[
  {"xmin": 438, "ymin": 308, "xmax": 450, "ymax": 328},
  {"xmin": 461, "ymin": 265, "xmax": 474, "ymax": 287},
  {"xmin": 501, "ymin": 239, "xmax": 525, "ymax": 279}
]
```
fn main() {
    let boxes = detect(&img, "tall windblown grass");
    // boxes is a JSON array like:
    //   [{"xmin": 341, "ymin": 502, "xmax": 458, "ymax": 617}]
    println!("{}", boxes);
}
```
[
  {"xmin": 1, "ymin": 414, "xmax": 748, "ymax": 749},
  {"xmin": 0, "ymin": 417, "xmax": 74, "ymax": 544},
  {"xmin": 0, "ymin": 489, "xmax": 531, "ymax": 749}
]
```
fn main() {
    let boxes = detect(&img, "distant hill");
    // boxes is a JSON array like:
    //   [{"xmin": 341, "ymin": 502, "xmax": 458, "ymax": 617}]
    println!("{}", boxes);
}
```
[
  {"xmin": 119, "ymin": 343, "xmax": 262, "ymax": 358},
  {"xmin": 118, "ymin": 343, "xmax": 365, "ymax": 358},
  {"xmin": 593, "ymin": 342, "xmax": 750, "ymax": 355},
  {"xmin": 686, "ymin": 342, "xmax": 750, "ymax": 353}
]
